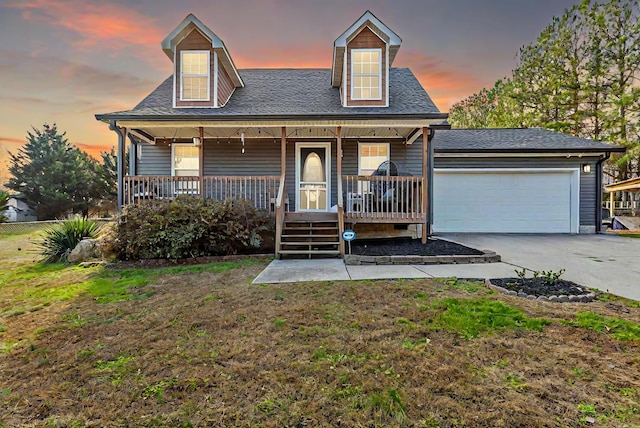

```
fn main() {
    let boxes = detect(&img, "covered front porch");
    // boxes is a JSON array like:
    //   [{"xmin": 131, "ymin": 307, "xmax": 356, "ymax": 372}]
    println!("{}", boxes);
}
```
[{"xmin": 108, "ymin": 118, "xmax": 447, "ymax": 256}]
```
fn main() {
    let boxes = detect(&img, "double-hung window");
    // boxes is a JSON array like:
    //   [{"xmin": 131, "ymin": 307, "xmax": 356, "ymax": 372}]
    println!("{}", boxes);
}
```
[
  {"xmin": 181, "ymin": 51, "xmax": 210, "ymax": 101},
  {"xmin": 358, "ymin": 142, "xmax": 389, "ymax": 193},
  {"xmin": 172, "ymin": 143, "xmax": 200, "ymax": 195},
  {"xmin": 351, "ymin": 49, "xmax": 382, "ymax": 100}
]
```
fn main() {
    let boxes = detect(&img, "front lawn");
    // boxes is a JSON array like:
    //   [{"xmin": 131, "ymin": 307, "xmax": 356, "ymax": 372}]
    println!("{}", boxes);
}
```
[{"xmin": 1, "ymin": 231, "xmax": 640, "ymax": 427}]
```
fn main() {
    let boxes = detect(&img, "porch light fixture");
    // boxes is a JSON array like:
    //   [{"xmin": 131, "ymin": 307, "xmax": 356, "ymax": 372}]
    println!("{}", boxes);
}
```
[
  {"xmin": 582, "ymin": 163, "xmax": 591, "ymax": 173},
  {"xmin": 241, "ymin": 132, "xmax": 245, "ymax": 154},
  {"xmin": 192, "ymin": 137, "xmax": 201, "ymax": 147}
]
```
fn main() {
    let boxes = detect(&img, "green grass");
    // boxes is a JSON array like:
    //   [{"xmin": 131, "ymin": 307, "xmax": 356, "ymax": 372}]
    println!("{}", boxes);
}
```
[
  {"xmin": 424, "ymin": 297, "xmax": 551, "ymax": 339},
  {"xmin": 565, "ymin": 312, "xmax": 640, "ymax": 342},
  {"xmin": 0, "ymin": 258, "xmax": 263, "ymax": 316},
  {"xmin": 617, "ymin": 233, "xmax": 640, "ymax": 238}
]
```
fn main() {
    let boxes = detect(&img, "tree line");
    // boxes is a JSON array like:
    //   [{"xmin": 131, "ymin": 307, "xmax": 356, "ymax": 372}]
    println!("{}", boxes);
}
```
[
  {"xmin": 449, "ymin": 0, "xmax": 640, "ymax": 180},
  {"xmin": 4, "ymin": 124, "xmax": 117, "ymax": 220}
]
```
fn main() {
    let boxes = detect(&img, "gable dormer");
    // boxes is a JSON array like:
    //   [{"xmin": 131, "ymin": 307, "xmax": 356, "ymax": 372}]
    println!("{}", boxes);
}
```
[
  {"xmin": 332, "ymin": 10, "xmax": 402, "ymax": 108},
  {"xmin": 162, "ymin": 14, "xmax": 244, "ymax": 108}
]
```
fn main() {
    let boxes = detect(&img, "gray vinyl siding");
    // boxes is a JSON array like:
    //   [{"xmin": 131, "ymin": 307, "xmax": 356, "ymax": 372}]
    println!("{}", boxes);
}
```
[
  {"xmin": 203, "ymin": 140, "xmax": 281, "ymax": 176},
  {"xmin": 137, "ymin": 143, "xmax": 171, "ymax": 175},
  {"xmin": 434, "ymin": 155, "xmax": 600, "ymax": 227}
]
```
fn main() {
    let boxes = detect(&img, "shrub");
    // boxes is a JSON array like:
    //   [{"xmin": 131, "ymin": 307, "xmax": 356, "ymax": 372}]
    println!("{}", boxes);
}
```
[
  {"xmin": 38, "ymin": 217, "xmax": 100, "ymax": 263},
  {"xmin": 115, "ymin": 196, "xmax": 274, "ymax": 260}
]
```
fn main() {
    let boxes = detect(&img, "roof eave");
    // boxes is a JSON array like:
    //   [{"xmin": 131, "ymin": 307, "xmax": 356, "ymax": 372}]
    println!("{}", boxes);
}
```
[
  {"xmin": 96, "ymin": 112, "xmax": 448, "ymax": 123},
  {"xmin": 435, "ymin": 147, "xmax": 626, "ymax": 154}
]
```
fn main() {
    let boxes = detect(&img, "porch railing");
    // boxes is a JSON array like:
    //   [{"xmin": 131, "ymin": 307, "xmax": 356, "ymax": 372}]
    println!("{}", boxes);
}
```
[
  {"xmin": 604, "ymin": 200, "xmax": 639, "ymax": 211},
  {"xmin": 123, "ymin": 175, "xmax": 282, "ymax": 211},
  {"xmin": 342, "ymin": 175, "xmax": 425, "ymax": 221}
]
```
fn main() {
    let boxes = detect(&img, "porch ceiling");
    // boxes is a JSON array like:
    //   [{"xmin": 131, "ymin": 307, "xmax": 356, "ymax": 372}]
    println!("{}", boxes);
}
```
[{"xmin": 118, "ymin": 119, "xmax": 442, "ymax": 144}]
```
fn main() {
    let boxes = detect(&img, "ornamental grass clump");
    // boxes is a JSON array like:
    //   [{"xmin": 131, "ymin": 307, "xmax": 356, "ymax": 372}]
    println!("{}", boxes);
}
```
[{"xmin": 38, "ymin": 217, "xmax": 100, "ymax": 263}]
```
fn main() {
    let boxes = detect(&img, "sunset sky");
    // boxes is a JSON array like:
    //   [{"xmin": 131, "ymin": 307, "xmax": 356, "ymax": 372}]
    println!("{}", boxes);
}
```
[{"xmin": 0, "ymin": 0, "xmax": 579, "ymax": 184}]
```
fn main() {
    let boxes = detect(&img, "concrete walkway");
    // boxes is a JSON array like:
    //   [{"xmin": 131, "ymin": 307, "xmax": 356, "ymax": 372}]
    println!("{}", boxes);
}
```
[{"xmin": 253, "ymin": 234, "xmax": 640, "ymax": 301}]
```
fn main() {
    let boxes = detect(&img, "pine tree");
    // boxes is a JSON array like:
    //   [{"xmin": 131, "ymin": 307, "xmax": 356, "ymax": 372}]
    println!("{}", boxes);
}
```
[{"xmin": 6, "ymin": 124, "xmax": 100, "ymax": 220}]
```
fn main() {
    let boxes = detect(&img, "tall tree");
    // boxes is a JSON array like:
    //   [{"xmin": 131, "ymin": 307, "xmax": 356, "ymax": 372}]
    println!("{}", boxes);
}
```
[
  {"xmin": 449, "ymin": 0, "xmax": 640, "ymax": 180},
  {"xmin": 5, "ymin": 124, "xmax": 100, "ymax": 220}
]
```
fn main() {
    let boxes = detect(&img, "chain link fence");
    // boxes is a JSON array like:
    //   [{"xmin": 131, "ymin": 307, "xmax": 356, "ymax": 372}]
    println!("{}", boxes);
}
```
[{"xmin": 0, "ymin": 219, "xmax": 114, "ymax": 235}]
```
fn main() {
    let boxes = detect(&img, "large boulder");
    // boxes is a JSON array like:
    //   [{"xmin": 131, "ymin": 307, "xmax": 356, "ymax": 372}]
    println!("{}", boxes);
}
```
[{"xmin": 68, "ymin": 238, "xmax": 103, "ymax": 263}]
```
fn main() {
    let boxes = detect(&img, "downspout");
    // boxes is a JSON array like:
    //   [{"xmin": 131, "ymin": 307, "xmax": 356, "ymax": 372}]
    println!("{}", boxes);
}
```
[
  {"xmin": 427, "ymin": 129, "xmax": 435, "ymax": 237},
  {"xmin": 109, "ymin": 120, "xmax": 126, "ymax": 211},
  {"xmin": 596, "ymin": 152, "xmax": 611, "ymax": 233}
]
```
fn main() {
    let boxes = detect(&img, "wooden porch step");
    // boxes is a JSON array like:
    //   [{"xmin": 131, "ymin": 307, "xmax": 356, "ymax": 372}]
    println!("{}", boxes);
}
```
[
  {"xmin": 281, "ymin": 241, "xmax": 340, "ymax": 246},
  {"xmin": 281, "ymin": 233, "xmax": 339, "ymax": 238},
  {"xmin": 278, "ymin": 250, "xmax": 341, "ymax": 256},
  {"xmin": 284, "ymin": 212, "xmax": 338, "ymax": 221}
]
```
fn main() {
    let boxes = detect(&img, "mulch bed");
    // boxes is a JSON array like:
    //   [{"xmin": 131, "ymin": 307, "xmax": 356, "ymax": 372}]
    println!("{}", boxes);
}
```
[
  {"xmin": 489, "ymin": 277, "xmax": 595, "ymax": 302},
  {"xmin": 349, "ymin": 237, "xmax": 484, "ymax": 256}
]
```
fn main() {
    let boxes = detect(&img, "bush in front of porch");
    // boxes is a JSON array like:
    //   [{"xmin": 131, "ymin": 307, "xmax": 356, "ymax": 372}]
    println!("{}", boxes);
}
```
[{"xmin": 115, "ymin": 196, "xmax": 274, "ymax": 260}]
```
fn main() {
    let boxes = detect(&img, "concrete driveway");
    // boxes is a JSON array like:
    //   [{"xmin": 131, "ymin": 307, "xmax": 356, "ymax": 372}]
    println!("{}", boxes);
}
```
[{"xmin": 439, "ymin": 233, "xmax": 640, "ymax": 301}]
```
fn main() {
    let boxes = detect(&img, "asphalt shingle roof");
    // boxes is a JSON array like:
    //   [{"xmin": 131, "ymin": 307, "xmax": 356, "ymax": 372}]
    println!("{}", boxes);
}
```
[
  {"xmin": 97, "ymin": 68, "xmax": 442, "ymax": 119},
  {"xmin": 433, "ymin": 128, "xmax": 625, "ymax": 153}
]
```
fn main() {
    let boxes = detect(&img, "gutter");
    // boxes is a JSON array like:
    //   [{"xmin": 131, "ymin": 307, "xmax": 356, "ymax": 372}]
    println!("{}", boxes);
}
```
[
  {"xmin": 596, "ymin": 152, "xmax": 611, "ymax": 233},
  {"xmin": 94, "ymin": 112, "xmax": 449, "ymax": 123}
]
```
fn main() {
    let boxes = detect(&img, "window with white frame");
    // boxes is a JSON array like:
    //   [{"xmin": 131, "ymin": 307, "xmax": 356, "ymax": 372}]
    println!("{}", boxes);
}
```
[
  {"xmin": 181, "ymin": 51, "xmax": 210, "ymax": 101},
  {"xmin": 172, "ymin": 144, "xmax": 200, "ymax": 177},
  {"xmin": 351, "ymin": 49, "xmax": 382, "ymax": 100},
  {"xmin": 359, "ymin": 142, "xmax": 389, "ymax": 176}
]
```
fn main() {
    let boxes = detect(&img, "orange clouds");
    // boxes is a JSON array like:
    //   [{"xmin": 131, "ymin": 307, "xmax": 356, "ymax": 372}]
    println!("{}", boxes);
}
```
[
  {"xmin": 6, "ymin": 0, "xmax": 165, "ymax": 59},
  {"xmin": 0, "ymin": 137, "xmax": 23, "ymax": 144},
  {"xmin": 395, "ymin": 50, "xmax": 483, "ymax": 111}
]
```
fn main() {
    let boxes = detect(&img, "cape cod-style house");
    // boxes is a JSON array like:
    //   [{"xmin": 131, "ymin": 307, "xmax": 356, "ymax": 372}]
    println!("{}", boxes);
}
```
[{"xmin": 96, "ymin": 11, "xmax": 624, "ymax": 258}]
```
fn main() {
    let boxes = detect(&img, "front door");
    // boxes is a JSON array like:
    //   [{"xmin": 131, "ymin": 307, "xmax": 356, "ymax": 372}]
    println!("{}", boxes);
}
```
[{"xmin": 296, "ymin": 142, "xmax": 331, "ymax": 211}]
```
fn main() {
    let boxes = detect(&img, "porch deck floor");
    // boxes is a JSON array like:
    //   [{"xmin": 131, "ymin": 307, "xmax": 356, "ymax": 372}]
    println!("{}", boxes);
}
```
[{"xmin": 252, "ymin": 259, "xmax": 517, "ymax": 284}]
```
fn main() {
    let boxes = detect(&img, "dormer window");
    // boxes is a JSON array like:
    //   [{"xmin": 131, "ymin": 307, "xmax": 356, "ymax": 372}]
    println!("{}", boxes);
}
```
[
  {"xmin": 181, "ymin": 51, "xmax": 210, "ymax": 101},
  {"xmin": 351, "ymin": 49, "xmax": 382, "ymax": 100}
]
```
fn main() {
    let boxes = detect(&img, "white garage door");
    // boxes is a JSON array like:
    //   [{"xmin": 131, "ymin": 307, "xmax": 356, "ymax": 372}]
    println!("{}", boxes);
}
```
[{"xmin": 433, "ymin": 169, "xmax": 579, "ymax": 233}]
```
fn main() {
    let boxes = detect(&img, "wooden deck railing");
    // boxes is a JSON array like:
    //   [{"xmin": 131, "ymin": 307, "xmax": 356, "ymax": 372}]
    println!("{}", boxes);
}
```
[
  {"xmin": 123, "ymin": 175, "xmax": 282, "ymax": 211},
  {"xmin": 342, "ymin": 175, "xmax": 426, "ymax": 222}
]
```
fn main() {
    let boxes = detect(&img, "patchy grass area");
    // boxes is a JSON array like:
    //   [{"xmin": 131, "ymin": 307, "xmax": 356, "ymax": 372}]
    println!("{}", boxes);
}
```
[{"xmin": 1, "ymin": 232, "xmax": 640, "ymax": 426}]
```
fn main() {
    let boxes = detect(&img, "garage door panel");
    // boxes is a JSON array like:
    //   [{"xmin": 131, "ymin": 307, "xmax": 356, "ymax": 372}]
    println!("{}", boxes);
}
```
[{"xmin": 433, "ymin": 170, "xmax": 576, "ymax": 233}]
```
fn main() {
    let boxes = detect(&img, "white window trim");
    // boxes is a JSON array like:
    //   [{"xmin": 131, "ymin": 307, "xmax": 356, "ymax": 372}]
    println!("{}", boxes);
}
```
[
  {"xmin": 358, "ymin": 142, "xmax": 390, "ymax": 175},
  {"xmin": 350, "ymin": 48, "xmax": 383, "ymax": 101},
  {"xmin": 171, "ymin": 143, "xmax": 200, "ymax": 176},
  {"xmin": 180, "ymin": 50, "xmax": 210, "ymax": 102}
]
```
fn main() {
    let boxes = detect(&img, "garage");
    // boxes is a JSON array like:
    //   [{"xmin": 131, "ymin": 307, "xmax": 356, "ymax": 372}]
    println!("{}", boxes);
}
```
[{"xmin": 432, "ymin": 169, "xmax": 580, "ymax": 233}]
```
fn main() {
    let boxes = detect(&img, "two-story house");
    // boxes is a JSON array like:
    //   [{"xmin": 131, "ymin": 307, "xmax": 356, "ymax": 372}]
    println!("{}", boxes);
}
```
[{"xmin": 96, "ymin": 11, "xmax": 623, "ymax": 258}]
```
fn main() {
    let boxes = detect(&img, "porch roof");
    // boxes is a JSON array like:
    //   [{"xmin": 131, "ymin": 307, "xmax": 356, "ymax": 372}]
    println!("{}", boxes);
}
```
[
  {"xmin": 95, "ymin": 68, "xmax": 444, "ymax": 122},
  {"xmin": 432, "ymin": 128, "xmax": 626, "ymax": 154},
  {"xmin": 605, "ymin": 177, "xmax": 640, "ymax": 193}
]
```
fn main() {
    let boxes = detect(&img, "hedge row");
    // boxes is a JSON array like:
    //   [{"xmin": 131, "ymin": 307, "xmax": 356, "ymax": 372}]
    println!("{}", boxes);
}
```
[{"xmin": 115, "ymin": 196, "xmax": 274, "ymax": 260}]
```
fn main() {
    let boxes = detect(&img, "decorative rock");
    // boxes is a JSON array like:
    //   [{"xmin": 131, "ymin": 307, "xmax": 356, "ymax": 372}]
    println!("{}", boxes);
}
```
[
  {"xmin": 517, "ymin": 292, "xmax": 528, "ymax": 298},
  {"xmin": 548, "ymin": 296, "xmax": 559, "ymax": 302},
  {"xmin": 527, "ymin": 295, "xmax": 536, "ymax": 300},
  {"xmin": 506, "ymin": 290, "xmax": 518, "ymax": 296},
  {"xmin": 558, "ymin": 295, "xmax": 569, "ymax": 303},
  {"xmin": 538, "ymin": 296, "xmax": 549, "ymax": 301},
  {"xmin": 68, "ymin": 238, "xmax": 103, "ymax": 263}
]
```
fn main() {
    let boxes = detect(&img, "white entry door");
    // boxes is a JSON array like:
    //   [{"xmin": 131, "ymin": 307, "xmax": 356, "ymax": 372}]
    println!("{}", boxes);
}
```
[
  {"xmin": 433, "ymin": 169, "xmax": 579, "ymax": 233},
  {"xmin": 296, "ymin": 143, "xmax": 331, "ymax": 211}
]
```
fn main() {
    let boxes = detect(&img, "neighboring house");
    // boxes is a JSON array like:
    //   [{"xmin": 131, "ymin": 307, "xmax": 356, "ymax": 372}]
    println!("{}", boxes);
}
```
[
  {"xmin": 4, "ymin": 195, "xmax": 37, "ymax": 222},
  {"xmin": 96, "ymin": 11, "xmax": 624, "ymax": 257}
]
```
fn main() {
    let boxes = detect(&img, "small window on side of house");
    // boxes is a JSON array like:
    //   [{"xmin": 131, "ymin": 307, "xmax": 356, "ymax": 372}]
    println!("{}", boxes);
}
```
[
  {"xmin": 351, "ymin": 49, "xmax": 382, "ymax": 100},
  {"xmin": 181, "ymin": 51, "xmax": 210, "ymax": 101}
]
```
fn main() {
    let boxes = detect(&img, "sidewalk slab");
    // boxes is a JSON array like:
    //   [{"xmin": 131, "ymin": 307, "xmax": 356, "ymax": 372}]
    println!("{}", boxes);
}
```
[
  {"xmin": 252, "ymin": 259, "xmax": 350, "ymax": 283},
  {"xmin": 413, "ymin": 262, "xmax": 518, "ymax": 279},
  {"xmin": 346, "ymin": 264, "xmax": 431, "ymax": 280}
]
